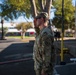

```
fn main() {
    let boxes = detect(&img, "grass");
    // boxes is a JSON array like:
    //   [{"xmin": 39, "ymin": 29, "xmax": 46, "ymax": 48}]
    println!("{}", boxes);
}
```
[
  {"xmin": 7, "ymin": 36, "xmax": 32, "ymax": 38},
  {"xmin": 6, "ymin": 36, "xmax": 35, "ymax": 42},
  {"xmin": 6, "ymin": 36, "xmax": 35, "ymax": 40}
]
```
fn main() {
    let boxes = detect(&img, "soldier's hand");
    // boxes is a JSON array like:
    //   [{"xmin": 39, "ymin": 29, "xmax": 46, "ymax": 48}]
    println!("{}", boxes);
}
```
[{"xmin": 34, "ymin": 18, "xmax": 38, "ymax": 27}]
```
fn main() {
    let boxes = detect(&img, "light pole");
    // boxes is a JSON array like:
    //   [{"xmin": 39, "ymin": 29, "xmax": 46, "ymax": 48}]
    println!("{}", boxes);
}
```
[
  {"xmin": 75, "ymin": 0, "xmax": 76, "ymax": 39},
  {"xmin": 1, "ymin": 18, "xmax": 4, "ymax": 39},
  {"xmin": 61, "ymin": 0, "xmax": 64, "ymax": 63}
]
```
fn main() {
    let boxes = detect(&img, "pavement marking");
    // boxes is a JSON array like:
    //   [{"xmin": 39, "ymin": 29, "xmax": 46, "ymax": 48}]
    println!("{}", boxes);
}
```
[
  {"xmin": 4, "ymin": 53, "xmax": 33, "ymax": 58},
  {"xmin": 4, "ymin": 54, "xmax": 21, "ymax": 58},
  {"xmin": 0, "ymin": 57, "xmax": 32, "ymax": 65},
  {"xmin": 0, "ymin": 53, "xmax": 33, "ymax": 65}
]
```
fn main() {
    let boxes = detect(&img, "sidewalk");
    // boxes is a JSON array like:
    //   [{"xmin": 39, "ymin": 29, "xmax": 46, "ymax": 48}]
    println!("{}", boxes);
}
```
[{"xmin": 62, "ymin": 37, "xmax": 75, "ymax": 40}]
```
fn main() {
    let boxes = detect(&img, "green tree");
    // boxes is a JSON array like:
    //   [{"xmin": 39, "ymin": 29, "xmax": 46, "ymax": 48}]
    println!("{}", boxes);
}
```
[
  {"xmin": 0, "ymin": 27, "xmax": 8, "ymax": 38},
  {"xmin": 16, "ymin": 22, "xmax": 32, "ymax": 39},
  {"xmin": 0, "ymin": 0, "xmax": 53, "ymax": 20},
  {"xmin": 52, "ymin": 0, "xmax": 75, "ymax": 29},
  {"xmin": 0, "ymin": 1, "xmax": 24, "ymax": 20}
]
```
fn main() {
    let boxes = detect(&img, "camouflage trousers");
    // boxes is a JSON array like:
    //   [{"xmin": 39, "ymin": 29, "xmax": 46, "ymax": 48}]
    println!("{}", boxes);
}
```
[
  {"xmin": 35, "ymin": 69, "xmax": 53, "ymax": 75},
  {"xmin": 35, "ymin": 70, "xmax": 41, "ymax": 75}
]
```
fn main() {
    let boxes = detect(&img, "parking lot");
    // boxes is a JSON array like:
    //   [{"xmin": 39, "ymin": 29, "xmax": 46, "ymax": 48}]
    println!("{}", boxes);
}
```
[{"xmin": 0, "ymin": 38, "xmax": 35, "ymax": 75}]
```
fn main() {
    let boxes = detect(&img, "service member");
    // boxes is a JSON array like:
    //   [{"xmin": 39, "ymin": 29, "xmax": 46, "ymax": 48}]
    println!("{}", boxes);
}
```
[{"xmin": 33, "ymin": 12, "xmax": 55, "ymax": 75}]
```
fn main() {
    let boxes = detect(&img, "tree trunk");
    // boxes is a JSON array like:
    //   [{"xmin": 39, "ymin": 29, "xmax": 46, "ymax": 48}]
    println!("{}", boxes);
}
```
[
  {"xmin": 29, "ymin": 0, "xmax": 37, "ymax": 17},
  {"xmin": 29, "ymin": 0, "xmax": 52, "ymax": 18},
  {"xmin": 21, "ymin": 32, "xmax": 25, "ymax": 39},
  {"xmin": 44, "ymin": 0, "xmax": 52, "ymax": 19},
  {"xmin": 38, "ymin": 0, "xmax": 44, "ymax": 11}
]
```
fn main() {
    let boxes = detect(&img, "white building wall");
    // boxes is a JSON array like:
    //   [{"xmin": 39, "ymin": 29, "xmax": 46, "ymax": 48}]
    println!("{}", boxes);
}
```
[
  {"xmin": 0, "ymin": 22, "xmax": 21, "ymax": 32},
  {"xmin": 0, "ymin": 22, "xmax": 35, "ymax": 33}
]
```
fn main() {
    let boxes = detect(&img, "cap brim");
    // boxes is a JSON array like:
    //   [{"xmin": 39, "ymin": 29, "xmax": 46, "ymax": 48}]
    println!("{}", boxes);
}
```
[{"xmin": 35, "ymin": 15, "xmax": 41, "ymax": 19}]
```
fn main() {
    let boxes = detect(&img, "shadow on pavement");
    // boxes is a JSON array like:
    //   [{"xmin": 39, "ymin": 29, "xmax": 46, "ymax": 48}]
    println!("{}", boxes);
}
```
[
  {"xmin": 1, "ymin": 38, "xmax": 76, "ymax": 75},
  {"xmin": 0, "ymin": 40, "xmax": 35, "ymax": 75}
]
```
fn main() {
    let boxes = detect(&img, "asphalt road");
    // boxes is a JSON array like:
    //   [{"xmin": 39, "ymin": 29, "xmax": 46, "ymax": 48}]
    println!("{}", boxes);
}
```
[
  {"xmin": 0, "ymin": 38, "xmax": 35, "ymax": 75},
  {"xmin": 0, "ymin": 38, "xmax": 76, "ymax": 75}
]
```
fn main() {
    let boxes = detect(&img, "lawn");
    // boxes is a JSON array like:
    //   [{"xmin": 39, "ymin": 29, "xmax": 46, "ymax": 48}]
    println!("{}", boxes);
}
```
[
  {"xmin": 6, "ymin": 36, "xmax": 35, "ymax": 42},
  {"xmin": 7, "ymin": 36, "xmax": 34, "ymax": 39}
]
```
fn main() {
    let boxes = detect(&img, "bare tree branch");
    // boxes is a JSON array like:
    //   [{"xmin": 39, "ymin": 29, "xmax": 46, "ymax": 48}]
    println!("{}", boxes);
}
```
[
  {"xmin": 29, "ymin": 0, "xmax": 52, "ymax": 18},
  {"xmin": 44, "ymin": 0, "xmax": 52, "ymax": 19},
  {"xmin": 44, "ymin": 0, "xmax": 46, "ymax": 8},
  {"xmin": 38, "ymin": 0, "xmax": 44, "ymax": 11},
  {"xmin": 29, "ymin": 0, "xmax": 37, "ymax": 17}
]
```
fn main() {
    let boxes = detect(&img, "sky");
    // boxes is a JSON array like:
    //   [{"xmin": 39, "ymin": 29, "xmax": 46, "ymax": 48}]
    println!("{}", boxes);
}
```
[
  {"xmin": 0, "ymin": 0, "xmax": 75, "ymax": 23},
  {"xmin": 72, "ymin": 0, "xmax": 75, "ymax": 6},
  {"xmin": 12, "ymin": 11, "xmax": 54, "ymax": 23}
]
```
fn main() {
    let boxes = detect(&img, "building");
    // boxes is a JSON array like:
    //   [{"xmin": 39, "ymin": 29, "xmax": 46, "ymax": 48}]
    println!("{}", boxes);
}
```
[
  {"xmin": 0, "ymin": 22, "xmax": 21, "ymax": 36},
  {"xmin": 0, "ymin": 22, "xmax": 36, "ymax": 36}
]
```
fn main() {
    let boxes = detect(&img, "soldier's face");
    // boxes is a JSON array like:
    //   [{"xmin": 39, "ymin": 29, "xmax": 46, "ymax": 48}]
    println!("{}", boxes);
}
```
[
  {"xmin": 33, "ymin": 18, "xmax": 40, "ymax": 27},
  {"xmin": 36, "ymin": 17, "xmax": 44, "ymax": 27}
]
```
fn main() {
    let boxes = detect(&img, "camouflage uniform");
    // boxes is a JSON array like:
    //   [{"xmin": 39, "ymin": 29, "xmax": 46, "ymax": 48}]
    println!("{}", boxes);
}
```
[{"xmin": 33, "ymin": 27, "xmax": 55, "ymax": 75}]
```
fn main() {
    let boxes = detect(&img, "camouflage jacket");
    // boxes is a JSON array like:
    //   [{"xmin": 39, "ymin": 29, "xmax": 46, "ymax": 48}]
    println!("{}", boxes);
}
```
[{"xmin": 33, "ymin": 27, "xmax": 55, "ymax": 71}]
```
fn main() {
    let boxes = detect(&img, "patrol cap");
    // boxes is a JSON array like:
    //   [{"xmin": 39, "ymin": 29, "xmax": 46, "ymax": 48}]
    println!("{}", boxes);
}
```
[{"xmin": 35, "ymin": 12, "xmax": 49, "ymax": 20}]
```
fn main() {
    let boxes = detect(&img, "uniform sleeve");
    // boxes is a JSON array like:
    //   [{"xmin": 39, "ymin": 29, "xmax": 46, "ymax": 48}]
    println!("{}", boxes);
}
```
[
  {"xmin": 34, "ymin": 27, "xmax": 40, "ymax": 36},
  {"xmin": 40, "ymin": 32, "xmax": 54, "ymax": 71}
]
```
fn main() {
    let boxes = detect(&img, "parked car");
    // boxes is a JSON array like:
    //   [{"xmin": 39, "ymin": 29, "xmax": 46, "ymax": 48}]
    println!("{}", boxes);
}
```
[{"xmin": 25, "ymin": 28, "xmax": 36, "ymax": 36}]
